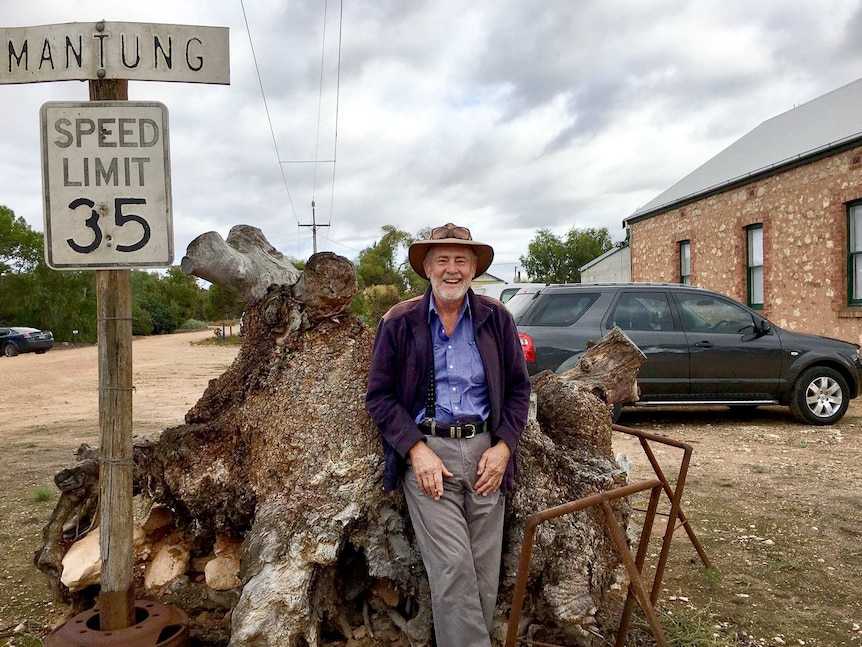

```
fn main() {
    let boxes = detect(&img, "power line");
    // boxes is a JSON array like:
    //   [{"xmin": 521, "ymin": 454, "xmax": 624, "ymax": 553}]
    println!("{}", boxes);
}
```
[
  {"xmin": 328, "ymin": 0, "xmax": 344, "ymax": 223},
  {"xmin": 240, "ymin": 0, "xmax": 298, "ymax": 223},
  {"xmin": 300, "ymin": 0, "xmax": 343, "ymax": 253},
  {"xmin": 311, "ymin": 0, "xmax": 329, "ymax": 203},
  {"xmin": 241, "ymin": 0, "xmax": 344, "ymax": 245}
]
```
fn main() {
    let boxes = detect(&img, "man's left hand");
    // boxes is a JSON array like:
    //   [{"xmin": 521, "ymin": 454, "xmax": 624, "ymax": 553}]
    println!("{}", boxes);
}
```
[{"xmin": 475, "ymin": 442, "xmax": 511, "ymax": 496}]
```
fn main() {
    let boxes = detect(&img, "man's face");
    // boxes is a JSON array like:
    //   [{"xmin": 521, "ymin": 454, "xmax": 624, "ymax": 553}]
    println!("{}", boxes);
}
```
[{"xmin": 424, "ymin": 244, "xmax": 477, "ymax": 304}]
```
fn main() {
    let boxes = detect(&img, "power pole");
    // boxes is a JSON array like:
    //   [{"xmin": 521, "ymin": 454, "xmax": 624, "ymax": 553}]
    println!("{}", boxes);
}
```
[{"xmin": 299, "ymin": 200, "xmax": 330, "ymax": 254}]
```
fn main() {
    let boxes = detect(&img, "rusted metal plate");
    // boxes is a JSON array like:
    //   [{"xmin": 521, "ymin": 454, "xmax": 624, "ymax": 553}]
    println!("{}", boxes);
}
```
[{"xmin": 45, "ymin": 599, "xmax": 189, "ymax": 646}]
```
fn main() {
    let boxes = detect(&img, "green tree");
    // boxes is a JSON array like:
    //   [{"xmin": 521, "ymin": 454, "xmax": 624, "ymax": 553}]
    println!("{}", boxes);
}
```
[
  {"xmin": 0, "ymin": 205, "xmax": 42, "ymax": 273},
  {"xmin": 132, "ymin": 302, "xmax": 154, "ymax": 336},
  {"xmin": 355, "ymin": 225, "xmax": 415, "ymax": 292},
  {"xmin": 205, "ymin": 283, "xmax": 245, "ymax": 321},
  {"xmin": 160, "ymin": 266, "xmax": 206, "ymax": 321},
  {"xmin": 131, "ymin": 268, "xmax": 205, "ymax": 334},
  {"xmin": 520, "ymin": 226, "xmax": 613, "ymax": 283},
  {"xmin": 351, "ymin": 225, "xmax": 430, "ymax": 325},
  {"xmin": 0, "ymin": 205, "xmax": 217, "ymax": 340},
  {"xmin": 350, "ymin": 284, "xmax": 401, "ymax": 327},
  {"xmin": 0, "ymin": 206, "xmax": 97, "ymax": 340}
]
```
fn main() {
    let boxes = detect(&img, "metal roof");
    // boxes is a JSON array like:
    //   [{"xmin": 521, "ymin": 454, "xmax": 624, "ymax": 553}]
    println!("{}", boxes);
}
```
[
  {"xmin": 578, "ymin": 241, "xmax": 629, "ymax": 271},
  {"xmin": 626, "ymin": 77, "xmax": 862, "ymax": 224}
]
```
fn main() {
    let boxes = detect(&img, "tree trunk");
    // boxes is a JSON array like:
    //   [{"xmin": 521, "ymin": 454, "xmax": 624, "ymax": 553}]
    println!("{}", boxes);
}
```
[{"xmin": 38, "ymin": 227, "xmax": 646, "ymax": 647}]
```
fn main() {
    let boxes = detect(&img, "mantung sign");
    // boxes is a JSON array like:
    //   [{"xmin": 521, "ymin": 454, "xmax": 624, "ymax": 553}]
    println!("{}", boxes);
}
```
[
  {"xmin": 40, "ymin": 101, "xmax": 173, "ymax": 269},
  {"xmin": 1, "ymin": 21, "xmax": 229, "ymax": 85}
]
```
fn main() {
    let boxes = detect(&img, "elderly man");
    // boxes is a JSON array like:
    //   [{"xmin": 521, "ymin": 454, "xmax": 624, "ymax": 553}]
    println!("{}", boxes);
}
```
[{"xmin": 366, "ymin": 223, "xmax": 531, "ymax": 646}]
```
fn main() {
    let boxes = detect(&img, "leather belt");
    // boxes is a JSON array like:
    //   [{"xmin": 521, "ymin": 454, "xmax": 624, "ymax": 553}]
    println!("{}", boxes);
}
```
[{"xmin": 418, "ymin": 419, "xmax": 489, "ymax": 439}]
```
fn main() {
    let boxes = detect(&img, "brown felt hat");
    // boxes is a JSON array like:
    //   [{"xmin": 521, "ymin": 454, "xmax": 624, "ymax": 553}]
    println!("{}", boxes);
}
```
[{"xmin": 408, "ymin": 223, "xmax": 494, "ymax": 280}]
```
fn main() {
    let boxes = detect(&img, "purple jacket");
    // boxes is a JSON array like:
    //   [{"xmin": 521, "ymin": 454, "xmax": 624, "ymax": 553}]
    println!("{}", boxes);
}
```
[{"xmin": 366, "ymin": 287, "xmax": 531, "ymax": 493}]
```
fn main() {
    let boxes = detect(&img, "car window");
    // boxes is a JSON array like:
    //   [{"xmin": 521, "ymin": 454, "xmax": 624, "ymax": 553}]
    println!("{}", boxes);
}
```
[
  {"xmin": 609, "ymin": 292, "xmax": 674, "ymax": 331},
  {"xmin": 505, "ymin": 292, "xmax": 537, "ymax": 320},
  {"xmin": 500, "ymin": 287, "xmax": 521, "ymax": 303},
  {"xmin": 0, "ymin": 329, "xmax": 8, "ymax": 337},
  {"xmin": 518, "ymin": 293, "xmax": 598, "ymax": 326},
  {"xmin": 675, "ymin": 293, "xmax": 754, "ymax": 333}
]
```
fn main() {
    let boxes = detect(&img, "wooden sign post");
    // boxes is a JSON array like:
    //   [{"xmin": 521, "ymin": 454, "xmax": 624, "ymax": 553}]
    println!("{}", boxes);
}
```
[
  {"xmin": 2, "ymin": 20, "xmax": 230, "ymax": 634},
  {"xmin": 90, "ymin": 78, "xmax": 135, "ymax": 632}
]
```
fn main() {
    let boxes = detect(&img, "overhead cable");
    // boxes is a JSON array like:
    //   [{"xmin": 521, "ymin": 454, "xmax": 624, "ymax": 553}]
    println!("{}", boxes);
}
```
[{"xmin": 240, "ymin": 0, "xmax": 299, "ymax": 223}]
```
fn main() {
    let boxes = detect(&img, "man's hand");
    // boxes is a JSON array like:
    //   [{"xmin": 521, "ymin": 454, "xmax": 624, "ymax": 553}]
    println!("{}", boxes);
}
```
[
  {"xmin": 475, "ymin": 442, "xmax": 511, "ymax": 496},
  {"xmin": 408, "ymin": 441, "xmax": 453, "ymax": 500}
]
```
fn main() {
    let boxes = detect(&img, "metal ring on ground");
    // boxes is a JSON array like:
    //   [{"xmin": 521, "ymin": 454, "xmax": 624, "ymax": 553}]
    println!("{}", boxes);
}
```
[{"xmin": 45, "ymin": 599, "xmax": 189, "ymax": 647}]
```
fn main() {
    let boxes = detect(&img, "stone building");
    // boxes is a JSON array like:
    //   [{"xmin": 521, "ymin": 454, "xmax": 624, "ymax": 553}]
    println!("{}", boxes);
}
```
[
  {"xmin": 579, "ymin": 241, "xmax": 631, "ymax": 283},
  {"xmin": 624, "ymin": 78, "xmax": 862, "ymax": 345}
]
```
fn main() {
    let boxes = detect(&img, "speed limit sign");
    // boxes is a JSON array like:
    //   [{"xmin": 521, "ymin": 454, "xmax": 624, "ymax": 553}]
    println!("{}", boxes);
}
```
[{"xmin": 40, "ymin": 101, "xmax": 172, "ymax": 269}]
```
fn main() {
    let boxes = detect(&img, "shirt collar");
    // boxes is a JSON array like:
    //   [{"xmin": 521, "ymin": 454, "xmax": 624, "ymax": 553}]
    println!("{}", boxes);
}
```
[{"xmin": 428, "ymin": 291, "xmax": 471, "ymax": 322}]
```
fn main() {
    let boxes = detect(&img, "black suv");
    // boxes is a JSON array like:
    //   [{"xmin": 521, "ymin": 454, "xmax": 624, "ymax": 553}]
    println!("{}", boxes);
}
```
[{"xmin": 509, "ymin": 283, "xmax": 862, "ymax": 425}]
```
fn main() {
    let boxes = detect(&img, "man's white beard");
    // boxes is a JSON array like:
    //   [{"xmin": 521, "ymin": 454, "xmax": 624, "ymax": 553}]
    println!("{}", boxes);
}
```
[{"xmin": 430, "ymin": 274, "xmax": 469, "ymax": 304}]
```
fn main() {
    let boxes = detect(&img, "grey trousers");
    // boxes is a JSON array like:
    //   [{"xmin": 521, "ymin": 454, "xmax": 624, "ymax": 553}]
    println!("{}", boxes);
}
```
[{"xmin": 404, "ymin": 433, "xmax": 505, "ymax": 647}]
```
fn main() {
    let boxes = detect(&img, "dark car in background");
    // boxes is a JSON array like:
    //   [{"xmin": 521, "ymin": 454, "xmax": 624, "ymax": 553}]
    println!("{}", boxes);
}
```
[
  {"xmin": 471, "ymin": 282, "xmax": 547, "ymax": 303},
  {"xmin": 510, "ymin": 283, "xmax": 862, "ymax": 425},
  {"xmin": 0, "ymin": 326, "xmax": 54, "ymax": 357}
]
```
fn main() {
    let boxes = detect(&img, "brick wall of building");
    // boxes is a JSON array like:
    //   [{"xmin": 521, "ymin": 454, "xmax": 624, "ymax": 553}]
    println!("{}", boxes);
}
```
[{"xmin": 630, "ymin": 145, "xmax": 862, "ymax": 345}]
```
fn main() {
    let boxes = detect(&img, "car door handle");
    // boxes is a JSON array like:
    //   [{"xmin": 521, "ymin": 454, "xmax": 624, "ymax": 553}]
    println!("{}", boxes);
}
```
[{"xmin": 694, "ymin": 341, "xmax": 714, "ymax": 348}]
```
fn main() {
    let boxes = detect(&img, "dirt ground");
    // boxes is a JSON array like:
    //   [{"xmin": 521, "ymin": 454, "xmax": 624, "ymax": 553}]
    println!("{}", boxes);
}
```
[
  {"xmin": 0, "ymin": 329, "xmax": 860, "ymax": 646},
  {"xmin": 0, "ymin": 329, "xmax": 240, "ymax": 643}
]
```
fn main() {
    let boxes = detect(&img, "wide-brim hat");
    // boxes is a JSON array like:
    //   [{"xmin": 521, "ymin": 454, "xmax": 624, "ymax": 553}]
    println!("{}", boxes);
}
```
[{"xmin": 408, "ymin": 223, "xmax": 494, "ymax": 280}]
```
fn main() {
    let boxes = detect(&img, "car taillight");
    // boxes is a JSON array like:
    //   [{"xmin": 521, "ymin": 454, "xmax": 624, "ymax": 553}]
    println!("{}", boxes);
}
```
[
  {"xmin": 21, "ymin": 332, "xmax": 30, "ymax": 338},
  {"xmin": 518, "ymin": 332, "xmax": 535, "ymax": 362}
]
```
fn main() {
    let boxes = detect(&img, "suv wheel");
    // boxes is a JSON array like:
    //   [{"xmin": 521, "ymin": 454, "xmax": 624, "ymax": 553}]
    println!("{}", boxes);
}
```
[
  {"xmin": 789, "ymin": 367, "xmax": 849, "ymax": 425},
  {"xmin": 3, "ymin": 343, "xmax": 18, "ymax": 357}
]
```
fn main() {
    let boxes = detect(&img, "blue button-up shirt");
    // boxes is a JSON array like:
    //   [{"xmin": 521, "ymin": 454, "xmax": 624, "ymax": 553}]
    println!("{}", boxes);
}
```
[{"xmin": 414, "ymin": 294, "xmax": 491, "ymax": 424}]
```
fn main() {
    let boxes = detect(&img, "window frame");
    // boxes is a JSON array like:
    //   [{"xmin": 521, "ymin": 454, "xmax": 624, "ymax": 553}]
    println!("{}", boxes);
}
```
[
  {"xmin": 518, "ymin": 292, "xmax": 599, "ymax": 327},
  {"xmin": 678, "ymin": 240, "xmax": 691, "ymax": 285},
  {"xmin": 746, "ymin": 224, "xmax": 764, "ymax": 310},
  {"xmin": 848, "ymin": 202, "xmax": 862, "ymax": 306}
]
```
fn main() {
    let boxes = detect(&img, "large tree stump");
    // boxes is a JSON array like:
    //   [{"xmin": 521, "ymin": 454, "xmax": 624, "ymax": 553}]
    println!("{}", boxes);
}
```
[{"xmin": 37, "ymin": 227, "xmax": 647, "ymax": 647}]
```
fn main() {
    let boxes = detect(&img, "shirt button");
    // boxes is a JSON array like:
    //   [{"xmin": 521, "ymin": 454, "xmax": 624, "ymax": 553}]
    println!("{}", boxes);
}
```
[
  {"xmin": 449, "ymin": 365, "xmax": 454, "ymax": 369},
  {"xmin": 451, "ymin": 387, "xmax": 456, "ymax": 391}
]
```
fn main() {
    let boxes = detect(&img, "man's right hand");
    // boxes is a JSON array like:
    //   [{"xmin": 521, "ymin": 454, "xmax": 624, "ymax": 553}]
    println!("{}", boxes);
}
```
[{"xmin": 408, "ymin": 441, "xmax": 453, "ymax": 500}]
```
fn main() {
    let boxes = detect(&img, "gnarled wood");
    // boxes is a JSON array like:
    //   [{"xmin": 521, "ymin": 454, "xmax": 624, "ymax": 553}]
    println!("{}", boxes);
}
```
[
  {"xmin": 39, "ymin": 229, "xmax": 644, "ymax": 647},
  {"xmin": 556, "ymin": 326, "xmax": 647, "ymax": 405},
  {"xmin": 180, "ymin": 225, "xmax": 303, "ymax": 303}
]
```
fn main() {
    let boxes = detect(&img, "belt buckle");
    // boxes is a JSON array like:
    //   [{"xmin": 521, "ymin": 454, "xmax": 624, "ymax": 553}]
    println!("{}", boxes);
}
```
[{"xmin": 462, "ymin": 423, "xmax": 477, "ymax": 439}]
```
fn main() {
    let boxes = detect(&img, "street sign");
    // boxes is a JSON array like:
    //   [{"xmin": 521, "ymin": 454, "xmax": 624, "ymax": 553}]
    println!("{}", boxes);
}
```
[
  {"xmin": 1, "ymin": 21, "xmax": 229, "ymax": 85},
  {"xmin": 40, "ymin": 101, "xmax": 173, "ymax": 269}
]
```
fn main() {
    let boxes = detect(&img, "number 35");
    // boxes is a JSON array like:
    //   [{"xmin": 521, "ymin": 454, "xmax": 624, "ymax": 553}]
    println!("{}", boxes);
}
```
[{"xmin": 66, "ymin": 197, "xmax": 152, "ymax": 254}]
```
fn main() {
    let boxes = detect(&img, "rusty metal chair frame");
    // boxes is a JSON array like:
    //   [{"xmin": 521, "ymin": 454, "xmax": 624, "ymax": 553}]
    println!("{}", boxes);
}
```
[
  {"xmin": 609, "ymin": 422, "xmax": 712, "ymax": 644},
  {"xmin": 611, "ymin": 423, "xmax": 712, "ymax": 572},
  {"xmin": 504, "ymin": 423, "xmax": 713, "ymax": 647},
  {"xmin": 504, "ymin": 479, "xmax": 668, "ymax": 647}
]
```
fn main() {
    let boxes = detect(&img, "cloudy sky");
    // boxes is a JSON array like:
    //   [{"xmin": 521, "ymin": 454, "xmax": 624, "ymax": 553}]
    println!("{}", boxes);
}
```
[{"xmin": 2, "ymin": 0, "xmax": 862, "ymax": 281}]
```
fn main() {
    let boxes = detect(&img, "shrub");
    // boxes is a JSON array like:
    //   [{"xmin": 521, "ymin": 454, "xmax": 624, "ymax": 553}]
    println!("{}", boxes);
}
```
[
  {"xmin": 180, "ymin": 319, "xmax": 210, "ymax": 330},
  {"xmin": 132, "ymin": 303, "xmax": 154, "ymax": 336}
]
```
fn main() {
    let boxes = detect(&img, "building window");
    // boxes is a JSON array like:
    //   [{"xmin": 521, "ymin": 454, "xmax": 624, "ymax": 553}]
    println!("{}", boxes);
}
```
[
  {"xmin": 679, "ymin": 241, "xmax": 691, "ymax": 285},
  {"xmin": 746, "ymin": 224, "xmax": 763, "ymax": 309},
  {"xmin": 849, "ymin": 203, "xmax": 862, "ymax": 305}
]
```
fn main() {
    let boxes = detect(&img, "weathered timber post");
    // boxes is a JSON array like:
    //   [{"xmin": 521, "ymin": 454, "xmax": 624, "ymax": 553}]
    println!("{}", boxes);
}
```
[
  {"xmin": 90, "ymin": 79, "xmax": 136, "ymax": 631},
  {"xmin": 7, "ymin": 19, "xmax": 229, "ymax": 644}
]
